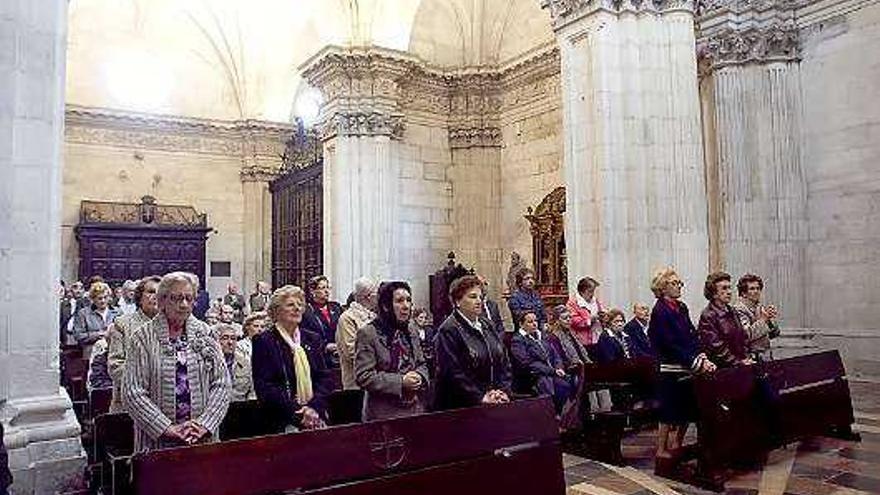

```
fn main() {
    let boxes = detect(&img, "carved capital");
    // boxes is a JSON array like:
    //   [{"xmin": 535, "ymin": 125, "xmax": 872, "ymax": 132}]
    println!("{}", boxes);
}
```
[
  {"xmin": 541, "ymin": 0, "xmax": 695, "ymax": 30},
  {"xmin": 449, "ymin": 126, "xmax": 502, "ymax": 149},
  {"xmin": 698, "ymin": 23, "xmax": 799, "ymax": 70},
  {"xmin": 320, "ymin": 112, "xmax": 406, "ymax": 141},
  {"xmin": 240, "ymin": 165, "xmax": 280, "ymax": 183}
]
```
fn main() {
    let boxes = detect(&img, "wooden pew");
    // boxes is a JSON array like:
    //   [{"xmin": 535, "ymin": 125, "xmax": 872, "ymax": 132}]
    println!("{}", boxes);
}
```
[
  {"xmin": 564, "ymin": 357, "xmax": 657, "ymax": 465},
  {"xmin": 218, "ymin": 400, "xmax": 274, "ymax": 441},
  {"xmin": 132, "ymin": 397, "xmax": 565, "ymax": 495},
  {"xmin": 693, "ymin": 350, "xmax": 858, "ymax": 491},
  {"xmin": 93, "ymin": 412, "xmax": 134, "ymax": 495}
]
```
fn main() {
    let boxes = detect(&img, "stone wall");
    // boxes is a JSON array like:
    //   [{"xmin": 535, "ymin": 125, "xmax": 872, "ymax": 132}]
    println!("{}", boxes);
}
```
[
  {"xmin": 62, "ymin": 107, "xmax": 288, "ymax": 299},
  {"xmin": 799, "ymin": 1, "xmax": 880, "ymax": 332}
]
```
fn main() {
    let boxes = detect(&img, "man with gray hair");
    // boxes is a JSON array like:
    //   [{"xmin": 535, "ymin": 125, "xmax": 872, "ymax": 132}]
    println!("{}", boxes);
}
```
[{"xmin": 336, "ymin": 277, "xmax": 378, "ymax": 389}]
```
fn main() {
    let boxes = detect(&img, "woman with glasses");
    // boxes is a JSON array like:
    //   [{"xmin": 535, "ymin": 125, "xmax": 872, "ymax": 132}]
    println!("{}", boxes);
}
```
[
  {"xmin": 648, "ymin": 267, "xmax": 716, "ymax": 479},
  {"xmin": 122, "ymin": 272, "xmax": 230, "ymax": 452}
]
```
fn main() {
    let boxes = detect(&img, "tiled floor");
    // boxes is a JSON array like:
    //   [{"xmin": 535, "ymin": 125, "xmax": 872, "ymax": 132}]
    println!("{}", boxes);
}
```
[{"xmin": 563, "ymin": 379, "xmax": 880, "ymax": 495}]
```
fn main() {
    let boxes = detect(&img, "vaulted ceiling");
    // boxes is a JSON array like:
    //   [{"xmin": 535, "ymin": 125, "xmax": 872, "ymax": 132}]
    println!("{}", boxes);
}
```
[{"xmin": 66, "ymin": 0, "xmax": 554, "ymax": 122}]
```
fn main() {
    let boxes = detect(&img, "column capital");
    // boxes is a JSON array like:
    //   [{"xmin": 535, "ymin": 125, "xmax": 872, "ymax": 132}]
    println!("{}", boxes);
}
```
[
  {"xmin": 301, "ymin": 45, "xmax": 416, "ymax": 140},
  {"xmin": 696, "ymin": 0, "xmax": 800, "ymax": 72},
  {"xmin": 541, "ymin": 0, "xmax": 697, "ymax": 31}
]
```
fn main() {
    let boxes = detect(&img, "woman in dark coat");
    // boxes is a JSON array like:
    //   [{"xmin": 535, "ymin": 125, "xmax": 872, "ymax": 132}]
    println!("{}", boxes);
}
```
[
  {"xmin": 434, "ymin": 275, "xmax": 512, "ymax": 411},
  {"xmin": 510, "ymin": 310, "xmax": 574, "ymax": 414},
  {"xmin": 252, "ymin": 285, "xmax": 332, "ymax": 433},
  {"xmin": 355, "ymin": 281, "xmax": 429, "ymax": 421},
  {"xmin": 648, "ymin": 267, "xmax": 716, "ymax": 478}
]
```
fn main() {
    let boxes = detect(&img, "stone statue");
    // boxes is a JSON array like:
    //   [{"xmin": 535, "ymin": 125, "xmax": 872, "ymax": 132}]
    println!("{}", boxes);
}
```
[{"xmin": 506, "ymin": 251, "xmax": 526, "ymax": 293}]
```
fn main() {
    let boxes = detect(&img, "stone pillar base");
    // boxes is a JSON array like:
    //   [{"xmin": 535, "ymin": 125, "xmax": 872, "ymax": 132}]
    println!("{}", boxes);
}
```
[{"xmin": 1, "ymin": 389, "xmax": 85, "ymax": 495}]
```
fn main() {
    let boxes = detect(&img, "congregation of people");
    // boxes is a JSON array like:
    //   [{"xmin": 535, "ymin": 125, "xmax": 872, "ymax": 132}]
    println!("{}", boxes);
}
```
[{"xmin": 58, "ymin": 264, "xmax": 780, "ymax": 479}]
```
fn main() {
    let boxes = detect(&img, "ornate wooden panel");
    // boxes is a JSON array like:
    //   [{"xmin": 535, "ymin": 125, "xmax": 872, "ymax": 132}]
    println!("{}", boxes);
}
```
[
  {"xmin": 525, "ymin": 187, "xmax": 567, "ymax": 307},
  {"xmin": 270, "ymin": 126, "xmax": 324, "ymax": 289},
  {"xmin": 75, "ymin": 196, "xmax": 211, "ymax": 287}
]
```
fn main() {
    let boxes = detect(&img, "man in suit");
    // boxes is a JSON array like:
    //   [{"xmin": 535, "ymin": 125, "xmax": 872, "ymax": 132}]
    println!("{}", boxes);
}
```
[
  {"xmin": 249, "ymin": 281, "xmax": 271, "ymax": 313},
  {"xmin": 222, "ymin": 282, "xmax": 247, "ymax": 324},
  {"xmin": 301, "ymin": 275, "xmax": 344, "ymax": 367},
  {"xmin": 624, "ymin": 302, "xmax": 654, "ymax": 359},
  {"xmin": 479, "ymin": 277, "xmax": 506, "ymax": 336},
  {"xmin": 509, "ymin": 310, "xmax": 574, "ymax": 414}
]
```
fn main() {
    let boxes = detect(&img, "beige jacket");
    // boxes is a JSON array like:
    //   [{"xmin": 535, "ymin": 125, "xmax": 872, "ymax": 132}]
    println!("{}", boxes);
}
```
[
  {"xmin": 336, "ymin": 302, "xmax": 376, "ymax": 390},
  {"xmin": 122, "ymin": 314, "xmax": 230, "ymax": 452},
  {"xmin": 107, "ymin": 310, "xmax": 152, "ymax": 413}
]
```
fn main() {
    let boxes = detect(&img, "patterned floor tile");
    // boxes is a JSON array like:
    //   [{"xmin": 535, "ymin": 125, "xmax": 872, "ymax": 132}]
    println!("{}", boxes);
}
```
[{"xmin": 828, "ymin": 472, "xmax": 880, "ymax": 493}]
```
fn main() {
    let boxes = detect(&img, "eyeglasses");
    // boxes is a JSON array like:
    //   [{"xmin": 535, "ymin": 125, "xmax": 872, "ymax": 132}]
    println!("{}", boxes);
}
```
[
  {"xmin": 668, "ymin": 281, "xmax": 685, "ymax": 288},
  {"xmin": 167, "ymin": 293, "xmax": 194, "ymax": 303}
]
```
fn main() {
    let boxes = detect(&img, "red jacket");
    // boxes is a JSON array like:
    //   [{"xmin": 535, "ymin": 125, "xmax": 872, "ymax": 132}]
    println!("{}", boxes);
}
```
[{"xmin": 566, "ymin": 295, "xmax": 603, "ymax": 346}]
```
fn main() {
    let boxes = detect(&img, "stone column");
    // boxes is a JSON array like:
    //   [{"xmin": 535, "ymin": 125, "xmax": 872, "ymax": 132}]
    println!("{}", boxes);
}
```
[
  {"xmin": 543, "ymin": 0, "xmax": 710, "ymax": 311},
  {"xmin": 239, "ymin": 121, "xmax": 290, "ymax": 293},
  {"xmin": 301, "ymin": 47, "xmax": 409, "ymax": 300},
  {"xmin": 698, "ymin": 5, "xmax": 807, "ymax": 325},
  {"xmin": 0, "ymin": 1, "xmax": 86, "ymax": 493},
  {"xmin": 448, "ymin": 74, "xmax": 504, "ymax": 296}
]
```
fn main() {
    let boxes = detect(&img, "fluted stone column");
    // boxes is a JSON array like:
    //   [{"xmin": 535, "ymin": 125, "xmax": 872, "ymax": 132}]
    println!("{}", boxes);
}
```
[
  {"xmin": 0, "ymin": 1, "xmax": 86, "ymax": 493},
  {"xmin": 698, "ymin": 4, "xmax": 807, "ymax": 325},
  {"xmin": 543, "ymin": 0, "xmax": 710, "ymax": 311},
  {"xmin": 301, "ymin": 47, "xmax": 409, "ymax": 300}
]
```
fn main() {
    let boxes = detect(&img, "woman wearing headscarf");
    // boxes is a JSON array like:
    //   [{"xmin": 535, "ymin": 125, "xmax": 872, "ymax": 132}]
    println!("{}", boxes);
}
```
[{"xmin": 355, "ymin": 281, "xmax": 429, "ymax": 421}]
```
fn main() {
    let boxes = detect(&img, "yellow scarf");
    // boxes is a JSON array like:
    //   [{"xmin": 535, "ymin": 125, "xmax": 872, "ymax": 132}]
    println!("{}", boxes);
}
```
[{"xmin": 279, "ymin": 328, "xmax": 313, "ymax": 404}]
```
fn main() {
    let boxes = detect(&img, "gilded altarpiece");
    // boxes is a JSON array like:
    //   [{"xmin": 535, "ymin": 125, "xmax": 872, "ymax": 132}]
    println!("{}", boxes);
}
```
[{"xmin": 525, "ymin": 187, "xmax": 568, "ymax": 306}]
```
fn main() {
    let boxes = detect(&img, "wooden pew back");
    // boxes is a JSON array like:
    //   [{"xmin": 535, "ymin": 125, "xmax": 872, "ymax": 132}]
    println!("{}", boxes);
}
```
[{"xmin": 133, "ymin": 398, "xmax": 565, "ymax": 495}]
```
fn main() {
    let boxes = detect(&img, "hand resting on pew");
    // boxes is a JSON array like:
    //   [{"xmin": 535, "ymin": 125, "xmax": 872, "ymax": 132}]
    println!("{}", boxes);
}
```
[
  {"xmin": 162, "ymin": 421, "xmax": 210, "ymax": 445},
  {"xmin": 482, "ymin": 390, "xmax": 510, "ymax": 404},
  {"xmin": 297, "ymin": 405, "xmax": 326, "ymax": 430}
]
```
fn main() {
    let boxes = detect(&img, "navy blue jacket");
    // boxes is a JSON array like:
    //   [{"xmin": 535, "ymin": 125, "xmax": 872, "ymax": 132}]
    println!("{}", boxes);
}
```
[
  {"xmin": 252, "ymin": 326, "xmax": 332, "ymax": 432},
  {"xmin": 507, "ymin": 290, "xmax": 546, "ymax": 331},
  {"xmin": 509, "ymin": 332, "xmax": 562, "ymax": 392},
  {"xmin": 648, "ymin": 298, "xmax": 700, "ymax": 369},
  {"xmin": 0, "ymin": 421, "xmax": 10, "ymax": 493},
  {"xmin": 623, "ymin": 318, "xmax": 655, "ymax": 359},
  {"xmin": 595, "ymin": 331, "xmax": 629, "ymax": 364},
  {"xmin": 301, "ymin": 301, "xmax": 344, "ymax": 347}
]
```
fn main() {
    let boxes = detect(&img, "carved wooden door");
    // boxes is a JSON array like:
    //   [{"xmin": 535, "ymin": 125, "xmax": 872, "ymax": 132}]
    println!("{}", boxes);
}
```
[{"xmin": 270, "ymin": 163, "xmax": 323, "ymax": 289}]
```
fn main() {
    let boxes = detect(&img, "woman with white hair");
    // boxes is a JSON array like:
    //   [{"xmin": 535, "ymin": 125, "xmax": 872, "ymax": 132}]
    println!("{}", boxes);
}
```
[
  {"xmin": 122, "ymin": 272, "xmax": 230, "ymax": 452},
  {"xmin": 252, "ymin": 285, "xmax": 332, "ymax": 432},
  {"xmin": 72, "ymin": 281, "xmax": 119, "ymax": 357},
  {"xmin": 337, "ymin": 277, "xmax": 378, "ymax": 390}
]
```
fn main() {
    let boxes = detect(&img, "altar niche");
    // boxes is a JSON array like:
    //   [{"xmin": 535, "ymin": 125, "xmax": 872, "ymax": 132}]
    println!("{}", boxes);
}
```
[{"xmin": 525, "ymin": 186, "xmax": 567, "ymax": 307}]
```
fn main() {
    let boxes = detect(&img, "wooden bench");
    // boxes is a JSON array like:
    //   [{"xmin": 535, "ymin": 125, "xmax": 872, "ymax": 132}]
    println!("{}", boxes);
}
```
[
  {"xmin": 692, "ymin": 350, "xmax": 859, "ymax": 491},
  {"xmin": 93, "ymin": 412, "xmax": 134, "ymax": 495},
  {"xmin": 563, "ymin": 357, "xmax": 657, "ymax": 465},
  {"xmin": 131, "ymin": 397, "xmax": 565, "ymax": 495}
]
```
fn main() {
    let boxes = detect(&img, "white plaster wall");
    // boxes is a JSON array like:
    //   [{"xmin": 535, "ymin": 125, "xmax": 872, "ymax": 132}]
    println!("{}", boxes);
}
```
[
  {"xmin": 800, "ymin": 3, "xmax": 880, "ymax": 331},
  {"xmin": 62, "ymin": 142, "xmax": 246, "ymax": 300}
]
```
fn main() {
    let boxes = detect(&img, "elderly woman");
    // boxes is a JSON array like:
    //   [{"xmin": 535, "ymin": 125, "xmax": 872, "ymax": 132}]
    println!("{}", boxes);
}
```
[
  {"xmin": 508, "ymin": 268, "xmax": 546, "ymax": 331},
  {"xmin": 107, "ymin": 276, "xmax": 160, "ymax": 412},
  {"xmin": 252, "ymin": 285, "xmax": 331, "ymax": 433},
  {"xmin": 122, "ymin": 272, "xmax": 230, "ymax": 452},
  {"xmin": 411, "ymin": 308, "xmax": 436, "ymax": 376},
  {"xmin": 434, "ymin": 275, "xmax": 512, "ymax": 411},
  {"xmin": 648, "ymin": 267, "xmax": 716, "ymax": 478},
  {"xmin": 355, "ymin": 281, "xmax": 429, "ymax": 420},
  {"xmin": 72, "ymin": 282, "xmax": 120, "ymax": 356},
  {"xmin": 337, "ymin": 277, "xmax": 378, "ymax": 390},
  {"xmin": 698, "ymin": 272, "xmax": 752, "ymax": 368},
  {"xmin": 546, "ymin": 305, "xmax": 590, "ymax": 375},
  {"xmin": 733, "ymin": 273, "xmax": 780, "ymax": 360},
  {"xmin": 231, "ymin": 312, "xmax": 265, "ymax": 401},
  {"xmin": 510, "ymin": 310, "xmax": 573, "ymax": 414},
  {"xmin": 596, "ymin": 309, "xmax": 632, "ymax": 364},
  {"xmin": 566, "ymin": 276, "xmax": 605, "ymax": 350}
]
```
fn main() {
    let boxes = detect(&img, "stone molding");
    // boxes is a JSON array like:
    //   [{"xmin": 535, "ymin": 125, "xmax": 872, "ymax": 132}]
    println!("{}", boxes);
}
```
[
  {"xmin": 65, "ymin": 105, "xmax": 292, "ymax": 182},
  {"xmin": 541, "ymin": 0, "xmax": 697, "ymax": 30},
  {"xmin": 449, "ymin": 126, "xmax": 503, "ymax": 149},
  {"xmin": 300, "ymin": 45, "xmax": 560, "ymax": 146}
]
